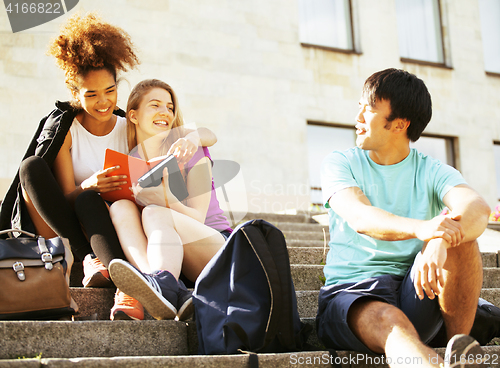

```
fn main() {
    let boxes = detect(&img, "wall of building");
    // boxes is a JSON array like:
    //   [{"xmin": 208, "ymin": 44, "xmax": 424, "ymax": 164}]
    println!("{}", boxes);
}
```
[{"xmin": 0, "ymin": 0, "xmax": 498, "ymax": 214}]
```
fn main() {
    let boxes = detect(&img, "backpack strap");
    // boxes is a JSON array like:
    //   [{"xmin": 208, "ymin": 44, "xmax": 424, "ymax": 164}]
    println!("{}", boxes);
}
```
[
  {"xmin": 256, "ymin": 221, "xmax": 297, "ymax": 348},
  {"xmin": 240, "ymin": 221, "xmax": 296, "ymax": 350}
]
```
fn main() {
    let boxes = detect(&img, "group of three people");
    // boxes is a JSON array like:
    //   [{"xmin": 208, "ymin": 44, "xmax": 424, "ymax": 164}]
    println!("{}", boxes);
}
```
[{"xmin": 0, "ymin": 11, "xmax": 492, "ymax": 368}]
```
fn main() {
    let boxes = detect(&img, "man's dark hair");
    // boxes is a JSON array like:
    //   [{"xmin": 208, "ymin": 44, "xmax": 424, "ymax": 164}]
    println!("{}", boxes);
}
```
[{"xmin": 362, "ymin": 68, "xmax": 432, "ymax": 142}]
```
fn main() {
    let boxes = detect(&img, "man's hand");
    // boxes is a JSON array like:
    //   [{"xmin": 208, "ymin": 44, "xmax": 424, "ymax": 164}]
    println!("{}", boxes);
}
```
[
  {"xmin": 414, "ymin": 214, "xmax": 464, "ymax": 247},
  {"xmin": 414, "ymin": 238, "xmax": 449, "ymax": 300}
]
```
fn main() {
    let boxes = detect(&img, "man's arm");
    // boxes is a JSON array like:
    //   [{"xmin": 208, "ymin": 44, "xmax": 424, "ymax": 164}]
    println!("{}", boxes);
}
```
[
  {"xmin": 442, "ymin": 184, "xmax": 490, "ymax": 242},
  {"xmin": 413, "ymin": 184, "xmax": 489, "ymax": 300},
  {"xmin": 328, "ymin": 186, "xmax": 464, "ymax": 246}
]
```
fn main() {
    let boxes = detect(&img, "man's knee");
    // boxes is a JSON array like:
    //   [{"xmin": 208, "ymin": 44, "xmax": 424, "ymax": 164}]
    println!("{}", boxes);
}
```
[
  {"xmin": 349, "ymin": 299, "xmax": 414, "ymax": 334},
  {"xmin": 445, "ymin": 239, "xmax": 481, "ymax": 268},
  {"xmin": 348, "ymin": 300, "xmax": 417, "ymax": 353}
]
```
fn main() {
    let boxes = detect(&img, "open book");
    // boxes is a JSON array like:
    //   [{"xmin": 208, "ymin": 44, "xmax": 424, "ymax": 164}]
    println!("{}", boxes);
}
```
[{"xmin": 100, "ymin": 149, "xmax": 188, "ymax": 204}]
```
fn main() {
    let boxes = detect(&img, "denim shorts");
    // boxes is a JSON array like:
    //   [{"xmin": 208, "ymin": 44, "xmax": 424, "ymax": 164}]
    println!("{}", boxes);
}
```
[{"xmin": 316, "ymin": 252, "xmax": 443, "ymax": 355}]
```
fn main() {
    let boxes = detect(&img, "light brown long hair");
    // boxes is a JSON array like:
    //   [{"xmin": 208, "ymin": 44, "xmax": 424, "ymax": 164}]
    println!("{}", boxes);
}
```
[{"xmin": 126, "ymin": 79, "xmax": 185, "ymax": 155}]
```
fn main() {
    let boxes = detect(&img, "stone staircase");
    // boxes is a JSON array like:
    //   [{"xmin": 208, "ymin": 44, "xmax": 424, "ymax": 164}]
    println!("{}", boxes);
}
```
[{"xmin": 1, "ymin": 211, "xmax": 500, "ymax": 367}]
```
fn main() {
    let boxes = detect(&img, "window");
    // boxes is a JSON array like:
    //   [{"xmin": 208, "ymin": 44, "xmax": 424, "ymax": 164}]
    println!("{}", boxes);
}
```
[
  {"xmin": 494, "ymin": 142, "xmax": 500, "ymax": 199},
  {"xmin": 306, "ymin": 123, "xmax": 456, "ymax": 206},
  {"xmin": 298, "ymin": 0, "xmax": 354, "ymax": 51},
  {"xmin": 395, "ymin": 0, "xmax": 445, "ymax": 64},
  {"xmin": 410, "ymin": 135, "xmax": 455, "ymax": 167},
  {"xmin": 307, "ymin": 124, "xmax": 356, "ymax": 206},
  {"xmin": 479, "ymin": 0, "xmax": 500, "ymax": 74}
]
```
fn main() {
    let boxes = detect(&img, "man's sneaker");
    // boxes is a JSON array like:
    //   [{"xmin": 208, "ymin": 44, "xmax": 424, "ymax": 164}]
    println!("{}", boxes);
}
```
[
  {"xmin": 82, "ymin": 253, "xmax": 114, "ymax": 288},
  {"xmin": 176, "ymin": 279, "xmax": 194, "ymax": 321},
  {"xmin": 445, "ymin": 334, "xmax": 488, "ymax": 367},
  {"xmin": 108, "ymin": 259, "xmax": 178, "ymax": 320},
  {"xmin": 110, "ymin": 289, "xmax": 144, "ymax": 321}
]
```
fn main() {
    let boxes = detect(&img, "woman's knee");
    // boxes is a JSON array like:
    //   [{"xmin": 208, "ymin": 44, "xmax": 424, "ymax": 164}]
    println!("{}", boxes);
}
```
[
  {"xmin": 19, "ymin": 156, "xmax": 49, "ymax": 185},
  {"xmin": 109, "ymin": 199, "xmax": 137, "ymax": 221},
  {"xmin": 74, "ymin": 190, "xmax": 107, "ymax": 218},
  {"xmin": 142, "ymin": 205, "xmax": 174, "ymax": 227}
]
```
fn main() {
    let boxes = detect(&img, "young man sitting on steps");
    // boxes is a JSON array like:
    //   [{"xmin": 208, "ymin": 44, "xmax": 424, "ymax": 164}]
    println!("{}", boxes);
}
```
[{"xmin": 317, "ymin": 68, "xmax": 491, "ymax": 368}]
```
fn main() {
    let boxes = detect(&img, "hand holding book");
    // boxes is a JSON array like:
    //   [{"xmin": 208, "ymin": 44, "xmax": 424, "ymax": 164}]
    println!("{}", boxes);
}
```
[{"xmin": 101, "ymin": 149, "xmax": 188, "ymax": 205}]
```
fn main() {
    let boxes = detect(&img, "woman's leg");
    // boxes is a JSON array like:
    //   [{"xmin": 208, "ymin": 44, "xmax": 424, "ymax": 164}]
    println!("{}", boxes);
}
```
[
  {"xmin": 141, "ymin": 205, "xmax": 184, "ymax": 279},
  {"xmin": 19, "ymin": 156, "xmax": 92, "ymax": 260},
  {"xmin": 109, "ymin": 200, "xmax": 151, "ymax": 273},
  {"xmin": 74, "ymin": 190, "xmax": 126, "ymax": 267},
  {"xmin": 141, "ymin": 206, "xmax": 224, "ymax": 282}
]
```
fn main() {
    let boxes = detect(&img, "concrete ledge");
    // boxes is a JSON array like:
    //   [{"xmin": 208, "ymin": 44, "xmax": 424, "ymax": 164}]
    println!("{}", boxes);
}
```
[
  {"xmin": 0, "ymin": 352, "xmax": 332, "ymax": 368},
  {"xmin": 238, "ymin": 212, "xmax": 312, "ymax": 224},
  {"xmin": 286, "ymin": 239, "xmax": 325, "ymax": 248},
  {"xmin": 488, "ymin": 222, "xmax": 500, "ymax": 232},
  {"xmin": 273, "ymin": 222, "xmax": 328, "ymax": 232},
  {"xmin": 1, "ymin": 347, "xmax": 499, "ymax": 368},
  {"xmin": 0, "ymin": 320, "xmax": 188, "ymax": 359},
  {"xmin": 282, "ymin": 230, "xmax": 330, "ymax": 242},
  {"xmin": 71, "ymin": 288, "xmax": 114, "ymax": 321}
]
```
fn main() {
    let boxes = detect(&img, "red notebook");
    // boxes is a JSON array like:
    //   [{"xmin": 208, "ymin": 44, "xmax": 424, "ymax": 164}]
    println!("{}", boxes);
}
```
[{"xmin": 100, "ymin": 149, "xmax": 169, "ymax": 203}]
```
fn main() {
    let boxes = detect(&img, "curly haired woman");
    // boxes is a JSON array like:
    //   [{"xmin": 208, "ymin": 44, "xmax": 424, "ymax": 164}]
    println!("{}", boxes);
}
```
[{"xmin": 0, "ymin": 13, "xmax": 216, "ymax": 320}]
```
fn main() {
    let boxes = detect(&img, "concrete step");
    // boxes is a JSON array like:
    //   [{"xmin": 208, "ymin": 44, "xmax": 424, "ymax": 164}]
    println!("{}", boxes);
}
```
[
  {"xmin": 282, "ymin": 230, "xmax": 329, "ymax": 242},
  {"xmin": 286, "ymin": 239, "xmax": 327, "ymax": 247},
  {"xmin": 0, "ymin": 317, "xmax": 322, "ymax": 361},
  {"xmin": 2, "ymin": 348, "xmax": 500, "ymax": 368},
  {"xmin": 70, "ymin": 283, "xmax": 500, "ymax": 322},
  {"xmin": 0, "ymin": 351, "xmax": 333, "ymax": 368},
  {"xmin": 3, "ymin": 342, "xmax": 500, "ymax": 368},
  {"xmin": 290, "ymin": 265, "xmax": 500, "ymax": 291},
  {"xmin": 0, "ymin": 320, "xmax": 188, "ymax": 359},
  {"xmin": 288, "ymin": 247, "xmax": 325, "ymax": 265},
  {"xmin": 272, "ymin": 222, "xmax": 328, "ymax": 232},
  {"xmin": 237, "ymin": 211, "xmax": 314, "ymax": 224}
]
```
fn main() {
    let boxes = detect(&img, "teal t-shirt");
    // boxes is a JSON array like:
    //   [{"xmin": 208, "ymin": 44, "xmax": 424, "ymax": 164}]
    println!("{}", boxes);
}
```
[{"xmin": 320, "ymin": 147, "xmax": 467, "ymax": 286}]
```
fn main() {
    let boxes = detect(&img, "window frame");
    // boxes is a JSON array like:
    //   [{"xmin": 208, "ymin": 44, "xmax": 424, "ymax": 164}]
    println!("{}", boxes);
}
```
[
  {"xmin": 298, "ymin": 0, "xmax": 359, "ymax": 54},
  {"xmin": 479, "ymin": 0, "xmax": 500, "ymax": 75},
  {"xmin": 396, "ymin": 0, "xmax": 450, "ymax": 69}
]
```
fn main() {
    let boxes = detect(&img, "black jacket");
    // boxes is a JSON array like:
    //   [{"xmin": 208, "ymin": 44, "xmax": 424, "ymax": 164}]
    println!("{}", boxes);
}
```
[{"xmin": 0, "ymin": 101, "xmax": 126, "ymax": 236}]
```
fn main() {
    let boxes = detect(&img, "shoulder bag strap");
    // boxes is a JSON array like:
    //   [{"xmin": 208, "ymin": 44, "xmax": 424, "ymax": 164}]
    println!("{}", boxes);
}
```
[{"xmin": 0, "ymin": 229, "xmax": 36, "ymax": 238}]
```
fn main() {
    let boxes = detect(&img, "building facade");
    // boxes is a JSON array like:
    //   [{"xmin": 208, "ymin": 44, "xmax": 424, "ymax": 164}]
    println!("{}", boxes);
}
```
[{"xmin": 0, "ymin": 0, "xmax": 499, "ymax": 216}]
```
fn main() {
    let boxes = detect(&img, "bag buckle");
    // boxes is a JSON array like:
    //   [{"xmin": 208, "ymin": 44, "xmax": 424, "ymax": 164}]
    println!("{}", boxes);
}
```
[
  {"xmin": 13, "ymin": 262, "xmax": 26, "ymax": 281},
  {"xmin": 38, "ymin": 237, "xmax": 53, "ymax": 270},
  {"xmin": 41, "ymin": 253, "xmax": 53, "ymax": 270}
]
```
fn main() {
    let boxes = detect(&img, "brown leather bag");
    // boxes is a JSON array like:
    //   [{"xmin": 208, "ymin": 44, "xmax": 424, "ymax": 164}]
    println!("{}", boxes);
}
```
[{"xmin": 0, "ymin": 229, "xmax": 77, "ymax": 320}]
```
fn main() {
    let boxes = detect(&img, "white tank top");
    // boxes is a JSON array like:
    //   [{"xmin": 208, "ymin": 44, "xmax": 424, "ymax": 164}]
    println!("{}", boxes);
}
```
[{"xmin": 70, "ymin": 116, "xmax": 128, "ymax": 186}]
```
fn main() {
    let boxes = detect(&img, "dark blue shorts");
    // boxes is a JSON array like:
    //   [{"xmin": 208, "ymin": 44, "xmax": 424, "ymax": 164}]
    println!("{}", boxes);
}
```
[{"xmin": 316, "ymin": 252, "xmax": 443, "ymax": 354}]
